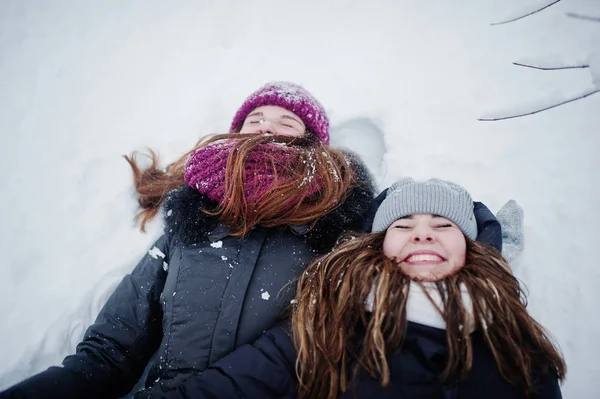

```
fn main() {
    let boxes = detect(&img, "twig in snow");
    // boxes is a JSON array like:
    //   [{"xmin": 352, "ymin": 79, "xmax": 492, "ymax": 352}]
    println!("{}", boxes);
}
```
[
  {"xmin": 513, "ymin": 62, "xmax": 589, "ymax": 71},
  {"xmin": 491, "ymin": 0, "xmax": 561, "ymax": 25},
  {"xmin": 478, "ymin": 88, "xmax": 600, "ymax": 121},
  {"xmin": 566, "ymin": 13, "xmax": 600, "ymax": 22}
]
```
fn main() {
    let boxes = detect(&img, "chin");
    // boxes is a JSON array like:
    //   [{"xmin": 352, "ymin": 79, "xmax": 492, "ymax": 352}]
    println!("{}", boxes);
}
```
[
  {"xmin": 409, "ymin": 275, "xmax": 442, "ymax": 282},
  {"xmin": 403, "ymin": 268, "xmax": 458, "ymax": 282}
]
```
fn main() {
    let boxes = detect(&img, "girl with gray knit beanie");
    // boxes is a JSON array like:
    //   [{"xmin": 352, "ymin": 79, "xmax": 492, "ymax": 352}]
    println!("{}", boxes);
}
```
[
  {"xmin": 133, "ymin": 177, "xmax": 565, "ymax": 399},
  {"xmin": 1, "ymin": 82, "xmax": 375, "ymax": 399}
]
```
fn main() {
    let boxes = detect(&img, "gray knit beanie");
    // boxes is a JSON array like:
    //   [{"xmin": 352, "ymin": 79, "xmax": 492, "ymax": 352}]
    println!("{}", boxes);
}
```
[{"xmin": 372, "ymin": 178, "xmax": 477, "ymax": 239}]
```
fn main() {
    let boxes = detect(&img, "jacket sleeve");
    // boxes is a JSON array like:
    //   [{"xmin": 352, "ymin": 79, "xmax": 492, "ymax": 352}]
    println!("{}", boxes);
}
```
[
  {"xmin": 0, "ymin": 235, "xmax": 170, "ymax": 399},
  {"xmin": 362, "ymin": 188, "xmax": 388, "ymax": 232},
  {"xmin": 473, "ymin": 201, "xmax": 502, "ymax": 252},
  {"xmin": 137, "ymin": 325, "xmax": 298, "ymax": 399},
  {"xmin": 532, "ymin": 371, "xmax": 562, "ymax": 399}
]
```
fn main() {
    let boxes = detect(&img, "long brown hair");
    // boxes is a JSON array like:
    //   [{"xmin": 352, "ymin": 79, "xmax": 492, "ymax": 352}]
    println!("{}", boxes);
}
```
[
  {"xmin": 124, "ymin": 133, "xmax": 356, "ymax": 236},
  {"xmin": 292, "ymin": 233, "xmax": 567, "ymax": 398}
]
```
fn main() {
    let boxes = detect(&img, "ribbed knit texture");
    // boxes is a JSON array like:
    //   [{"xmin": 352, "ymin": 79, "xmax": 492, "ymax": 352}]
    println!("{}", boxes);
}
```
[
  {"xmin": 184, "ymin": 140, "xmax": 322, "ymax": 206},
  {"xmin": 372, "ymin": 178, "xmax": 477, "ymax": 239},
  {"xmin": 230, "ymin": 81, "xmax": 329, "ymax": 143}
]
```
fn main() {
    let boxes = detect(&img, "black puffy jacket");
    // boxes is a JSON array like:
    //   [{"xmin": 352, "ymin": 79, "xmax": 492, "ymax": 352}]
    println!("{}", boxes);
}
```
[
  {"xmin": 0, "ymin": 157, "xmax": 374, "ymax": 399},
  {"xmin": 138, "ymin": 322, "xmax": 561, "ymax": 399}
]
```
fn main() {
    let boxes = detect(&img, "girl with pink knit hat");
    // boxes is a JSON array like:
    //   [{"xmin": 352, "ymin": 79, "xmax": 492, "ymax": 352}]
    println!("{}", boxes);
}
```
[{"xmin": 1, "ymin": 82, "xmax": 375, "ymax": 398}]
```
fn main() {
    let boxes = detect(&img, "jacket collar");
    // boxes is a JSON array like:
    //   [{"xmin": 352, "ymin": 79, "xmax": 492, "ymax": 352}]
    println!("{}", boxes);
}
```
[{"xmin": 163, "ymin": 152, "xmax": 374, "ymax": 253}]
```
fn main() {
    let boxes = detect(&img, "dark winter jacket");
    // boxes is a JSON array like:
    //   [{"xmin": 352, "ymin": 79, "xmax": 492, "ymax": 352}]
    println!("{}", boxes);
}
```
[
  {"xmin": 364, "ymin": 188, "xmax": 503, "ymax": 252},
  {"xmin": 137, "ymin": 322, "xmax": 562, "ymax": 399},
  {"xmin": 0, "ymin": 157, "xmax": 374, "ymax": 399}
]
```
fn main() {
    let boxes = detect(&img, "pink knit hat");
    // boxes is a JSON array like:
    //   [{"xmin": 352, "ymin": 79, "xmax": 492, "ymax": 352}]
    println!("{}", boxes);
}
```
[{"xmin": 229, "ymin": 81, "xmax": 330, "ymax": 144}]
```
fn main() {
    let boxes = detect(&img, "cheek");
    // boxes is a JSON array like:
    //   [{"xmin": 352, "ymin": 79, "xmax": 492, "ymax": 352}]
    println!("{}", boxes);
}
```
[
  {"xmin": 239, "ymin": 126, "xmax": 259, "ymax": 134},
  {"xmin": 382, "ymin": 240, "xmax": 392, "ymax": 258},
  {"xmin": 382, "ymin": 236, "xmax": 394, "ymax": 259},
  {"xmin": 448, "ymin": 236, "xmax": 467, "ymax": 268},
  {"xmin": 382, "ymin": 233, "xmax": 407, "ymax": 259}
]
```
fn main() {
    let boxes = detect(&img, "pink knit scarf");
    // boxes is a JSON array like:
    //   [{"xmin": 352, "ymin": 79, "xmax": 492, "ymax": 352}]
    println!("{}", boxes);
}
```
[{"xmin": 184, "ymin": 140, "xmax": 323, "ymax": 206}]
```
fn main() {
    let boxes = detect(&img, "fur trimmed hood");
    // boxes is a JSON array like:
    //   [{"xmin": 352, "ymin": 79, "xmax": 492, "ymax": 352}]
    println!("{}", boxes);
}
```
[{"xmin": 163, "ymin": 152, "xmax": 374, "ymax": 253}]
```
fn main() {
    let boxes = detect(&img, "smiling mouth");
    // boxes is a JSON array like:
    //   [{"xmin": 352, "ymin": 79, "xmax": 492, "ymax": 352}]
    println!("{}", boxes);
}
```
[{"xmin": 404, "ymin": 254, "xmax": 444, "ymax": 263}]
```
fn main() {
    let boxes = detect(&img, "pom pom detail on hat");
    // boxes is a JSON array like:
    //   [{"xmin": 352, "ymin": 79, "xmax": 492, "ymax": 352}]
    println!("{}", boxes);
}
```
[
  {"xmin": 230, "ymin": 81, "xmax": 330, "ymax": 144},
  {"xmin": 372, "ymin": 178, "xmax": 478, "ymax": 240}
]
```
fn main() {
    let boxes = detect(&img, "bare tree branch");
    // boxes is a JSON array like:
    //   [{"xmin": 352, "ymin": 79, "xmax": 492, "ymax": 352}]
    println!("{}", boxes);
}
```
[
  {"xmin": 478, "ymin": 88, "xmax": 600, "ymax": 121},
  {"xmin": 491, "ymin": 0, "xmax": 561, "ymax": 25},
  {"xmin": 513, "ymin": 62, "xmax": 589, "ymax": 70},
  {"xmin": 566, "ymin": 12, "xmax": 600, "ymax": 22}
]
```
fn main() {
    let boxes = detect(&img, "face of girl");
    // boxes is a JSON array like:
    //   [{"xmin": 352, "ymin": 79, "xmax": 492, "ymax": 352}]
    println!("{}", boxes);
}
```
[
  {"xmin": 382, "ymin": 214, "xmax": 467, "ymax": 281},
  {"xmin": 239, "ymin": 105, "xmax": 306, "ymax": 137}
]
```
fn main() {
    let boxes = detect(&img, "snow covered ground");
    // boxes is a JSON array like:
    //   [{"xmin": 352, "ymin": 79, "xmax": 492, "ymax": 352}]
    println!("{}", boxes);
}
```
[{"xmin": 1, "ymin": 0, "xmax": 599, "ymax": 396}]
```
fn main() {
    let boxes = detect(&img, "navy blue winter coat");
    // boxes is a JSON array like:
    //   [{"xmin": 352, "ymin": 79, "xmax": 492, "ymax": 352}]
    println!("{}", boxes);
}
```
[{"xmin": 137, "ymin": 322, "xmax": 561, "ymax": 399}]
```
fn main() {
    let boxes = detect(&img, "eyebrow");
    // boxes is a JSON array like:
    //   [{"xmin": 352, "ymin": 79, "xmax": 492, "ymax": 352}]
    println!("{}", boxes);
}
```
[
  {"xmin": 246, "ymin": 112, "xmax": 263, "ymax": 118},
  {"xmin": 281, "ymin": 114, "xmax": 303, "ymax": 126}
]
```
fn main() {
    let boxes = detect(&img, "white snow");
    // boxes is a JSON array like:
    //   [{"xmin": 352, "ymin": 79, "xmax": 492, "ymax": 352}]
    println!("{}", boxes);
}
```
[
  {"xmin": 0, "ymin": 1, "xmax": 599, "ymax": 397},
  {"xmin": 588, "ymin": 52, "xmax": 600, "ymax": 88},
  {"xmin": 260, "ymin": 291, "xmax": 271, "ymax": 301},
  {"xmin": 210, "ymin": 241, "xmax": 223, "ymax": 249},
  {"xmin": 365, "ymin": 284, "xmax": 376, "ymax": 313},
  {"xmin": 148, "ymin": 246, "xmax": 166, "ymax": 260}
]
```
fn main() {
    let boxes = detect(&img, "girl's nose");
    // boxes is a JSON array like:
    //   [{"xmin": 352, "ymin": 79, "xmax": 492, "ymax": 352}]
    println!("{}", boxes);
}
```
[
  {"xmin": 257, "ymin": 119, "xmax": 276, "ymax": 134},
  {"xmin": 411, "ymin": 228, "xmax": 435, "ymax": 243}
]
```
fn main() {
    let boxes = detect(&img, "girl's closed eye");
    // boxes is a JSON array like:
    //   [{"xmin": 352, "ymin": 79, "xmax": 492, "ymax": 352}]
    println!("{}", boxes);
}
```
[
  {"xmin": 393, "ymin": 224, "xmax": 411, "ymax": 229},
  {"xmin": 435, "ymin": 223, "xmax": 453, "ymax": 228}
]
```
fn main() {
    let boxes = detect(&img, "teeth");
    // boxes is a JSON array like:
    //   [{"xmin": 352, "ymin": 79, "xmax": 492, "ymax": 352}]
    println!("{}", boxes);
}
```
[{"xmin": 407, "ymin": 254, "xmax": 442, "ymax": 262}]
